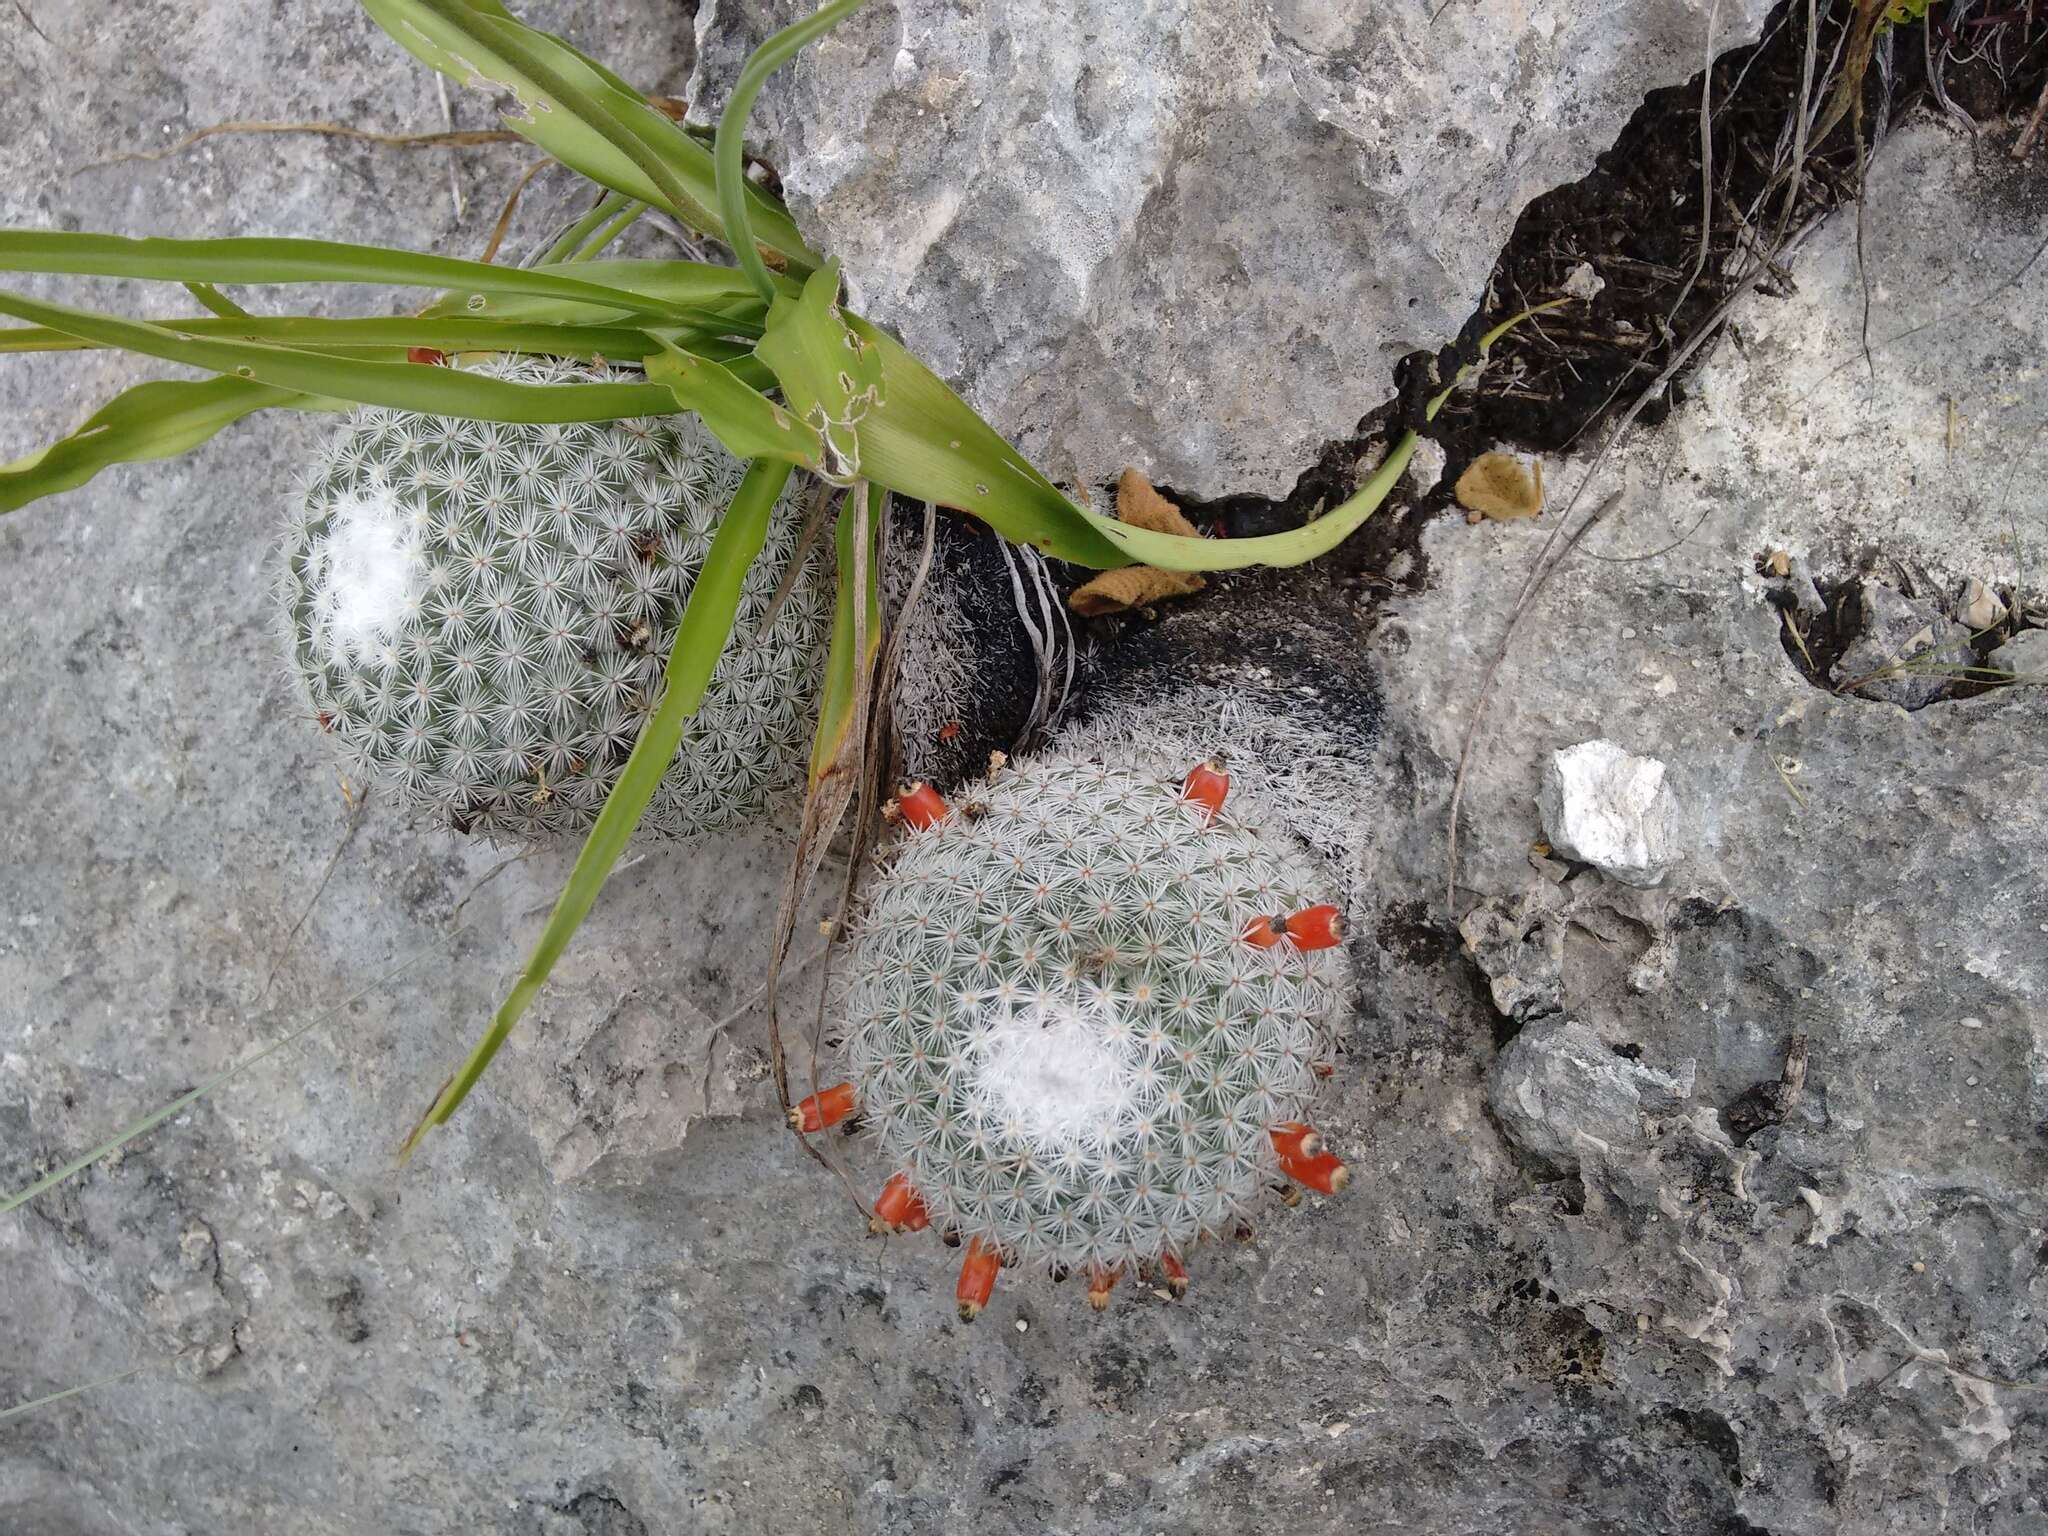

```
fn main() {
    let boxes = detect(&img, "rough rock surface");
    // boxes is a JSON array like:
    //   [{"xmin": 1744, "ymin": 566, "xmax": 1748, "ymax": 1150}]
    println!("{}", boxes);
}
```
[
  {"xmin": 1989, "ymin": 626, "xmax": 2048, "ymax": 679},
  {"xmin": 1536, "ymin": 739, "xmax": 1684, "ymax": 886},
  {"xmin": 1488, "ymin": 1017, "xmax": 1694, "ymax": 1174},
  {"xmin": 1832, "ymin": 580, "xmax": 1977, "ymax": 710},
  {"xmin": 689, "ymin": 0, "xmax": 1769, "ymax": 499},
  {"xmin": 1365, "ymin": 117, "xmax": 2048, "ymax": 1535},
  {"xmin": 4, "ymin": 11, "xmax": 2046, "ymax": 1536}
]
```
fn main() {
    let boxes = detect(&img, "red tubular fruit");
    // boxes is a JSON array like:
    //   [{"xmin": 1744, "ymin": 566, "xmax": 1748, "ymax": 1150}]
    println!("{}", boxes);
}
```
[
  {"xmin": 872, "ymin": 1172, "xmax": 930, "ymax": 1233},
  {"xmin": 1284, "ymin": 904, "xmax": 1345, "ymax": 951},
  {"xmin": 407, "ymin": 346, "xmax": 446, "ymax": 365},
  {"xmin": 1242, "ymin": 915, "xmax": 1283, "ymax": 949},
  {"xmin": 871, "ymin": 1171, "xmax": 925, "ymax": 1232},
  {"xmin": 1269, "ymin": 1122, "xmax": 1325, "ymax": 1164},
  {"xmin": 1181, "ymin": 760, "xmax": 1229, "ymax": 821},
  {"xmin": 1086, "ymin": 1265, "xmax": 1121, "ymax": 1311},
  {"xmin": 1275, "ymin": 1140, "xmax": 1350, "ymax": 1196},
  {"xmin": 789, "ymin": 1081, "xmax": 857, "ymax": 1134},
  {"xmin": 1158, "ymin": 1252, "xmax": 1190, "ymax": 1299},
  {"xmin": 898, "ymin": 781, "xmax": 949, "ymax": 830},
  {"xmin": 957, "ymin": 1238, "xmax": 1001, "ymax": 1322}
]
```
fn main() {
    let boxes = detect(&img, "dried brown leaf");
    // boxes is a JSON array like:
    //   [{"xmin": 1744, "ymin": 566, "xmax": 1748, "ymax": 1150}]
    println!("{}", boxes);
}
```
[
  {"xmin": 1068, "ymin": 469, "xmax": 1208, "ymax": 615},
  {"xmin": 1456, "ymin": 451, "xmax": 1545, "ymax": 521}
]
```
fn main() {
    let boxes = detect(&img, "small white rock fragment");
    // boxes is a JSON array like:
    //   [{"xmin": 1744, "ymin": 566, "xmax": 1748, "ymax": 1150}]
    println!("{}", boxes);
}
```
[
  {"xmin": 1407, "ymin": 437, "xmax": 1447, "ymax": 496},
  {"xmin": 1538, "ymin": 739, "xmax": 1683, "ymax": 887},
  {"xmin": 1957, "ymin": 577, "xmax": 2005, "ymax": 632},
  {"xmin": 1561, "ymin": 261, "xmax": 1605, "ymax": 301}
]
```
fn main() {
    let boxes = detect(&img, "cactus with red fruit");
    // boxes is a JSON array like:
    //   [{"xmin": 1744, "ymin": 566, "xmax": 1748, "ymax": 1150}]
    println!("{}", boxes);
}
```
[{"xmin": 800, "ymin": 755, "xmax": 1351, "ymax": 1318}]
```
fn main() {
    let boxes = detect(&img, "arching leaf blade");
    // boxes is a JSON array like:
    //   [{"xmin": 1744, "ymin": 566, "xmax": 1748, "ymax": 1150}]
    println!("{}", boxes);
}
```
[
  {"xmin": 398, "ymin": 455, "xmax": 800, "ymax": 1159},
  {"xmin": 0, "ymin": 375, "xmax": 323, "ymax": 515}
]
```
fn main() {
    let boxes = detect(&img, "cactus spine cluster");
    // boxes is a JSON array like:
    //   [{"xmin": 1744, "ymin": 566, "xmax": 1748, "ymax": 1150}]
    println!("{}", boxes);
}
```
[
  {"xmin": 814, "ymin": 757, "xmax": 1349, "ymax": 1316},
  {"xmin": 277, "ymin": 357, "xmax": 829, "ymax": 841}
]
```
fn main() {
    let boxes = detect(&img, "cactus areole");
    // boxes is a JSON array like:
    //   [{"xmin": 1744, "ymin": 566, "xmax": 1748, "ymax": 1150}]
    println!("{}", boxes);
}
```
[
  {"xmin": 806, "ymin": 758, "xmax": 1350, "ymax": 1318},
  {"xmin": 278, "ymin": 357, "xmax": 829, "ymax": 842}
]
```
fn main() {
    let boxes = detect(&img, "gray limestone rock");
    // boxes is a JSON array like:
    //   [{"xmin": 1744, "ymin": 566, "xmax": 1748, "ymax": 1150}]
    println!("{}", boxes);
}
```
[
  {"xmin": 1458, "ymin": 884, "xmax": 1568, "ymax": 1025},
  {"xmin": 4, "ymin": 11, "xmax": 2046, "ymax": 1536},
  {"xmin": 1488, "ymin": 1017, "xmax": 1693, "ymax": 1174},
  {"xmin": 1833, "ymin": 579, "xmax": 1977, "ymax": 710},
  {"xmin": 1988, "ymin": 627, "xmax": 2048, "ymax": 680},
  {"xmin": 1537, "ymin": 739, "xmax": 1684, "ymax": 887},
  {"xmin": 689, "ymin": 0, "xmax": 1768, "ymax": 499},
  {"xmin": 1365, "ymin": 118, "xmax": 2048, "ymax": 1535}
]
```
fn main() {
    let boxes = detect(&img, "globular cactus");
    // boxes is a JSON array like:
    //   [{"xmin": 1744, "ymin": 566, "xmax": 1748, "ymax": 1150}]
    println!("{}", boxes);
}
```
[
  {"xmin": 798, "ymin": 756, "xmax": 1350, "ymax": 1319},
  {"xmin": 276, "ymin": 357, "xmax": 830, "ymax": 841}
]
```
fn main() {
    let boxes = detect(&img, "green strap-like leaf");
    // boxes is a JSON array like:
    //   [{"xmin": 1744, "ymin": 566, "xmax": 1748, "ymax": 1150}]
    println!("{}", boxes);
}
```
[
  {"xmin": 645, "ymin": 339, "xmax": 824, "ymax": 469},
  {"xmin": 0, "ymin": 314, "xmax": 661, "ymax": 358},
  {"xmin": 361, "ymin": 0, "xmax": 817, "ymax": 274},
  {"xmin": 844, "ymin": 315, "xmax": 1129, "ymax": 568},
  {"xmin": 809, "ymin": 483, "xmax": 885, "ymax": 784},
  {"xmin": 399, "ymin": 455, "xmax": 800, "ymax": 1160},
  {"xmin": 417, "ymin": 258, "xmax": 779, "ymax": 331},
  {"xmin": 0, "ymin": 375, "xmax": 324, "ymax": 515},
  {"xmin": 713, "ymin": 0, "xmax": 870, "ymax": 303},
  {"xmin": 0, "ymin": 230, "xmax": 695, "ymax": 317},
  {"xmin": 0, "ymin": 288, "xmax": 678, "ymax": 422},
  {"xmin": 1061, "ymin": 299, "xmax": 1568, "ymax": 570},
  {"xmin": 754, "ymin": 261, "xmax": 883, "ymax": 486}
]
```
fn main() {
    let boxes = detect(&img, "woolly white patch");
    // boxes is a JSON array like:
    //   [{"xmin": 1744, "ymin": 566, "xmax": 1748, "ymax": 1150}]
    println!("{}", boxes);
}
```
[
  {"xmin": 309, "ymin": 482, "xmax": 423, "ymax": 667},
  {"xmin": 971, "ymin": 988, "xmax": 1139, "ymax": 1148}
]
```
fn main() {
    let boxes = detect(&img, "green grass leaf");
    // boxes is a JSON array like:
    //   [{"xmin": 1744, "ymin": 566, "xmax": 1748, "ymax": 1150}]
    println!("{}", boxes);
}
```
[
  {"xmin": 0, "ymin": 229, "xmax": 698, "ymax": 318},
  {"xmin": 645, "ymin": 338, "xmax": 823, "ymax": 469},
  {"xmin": 361, "ymin": 0, "xmax": 818, "ymax": 274},
  {"xmin": 0, "ymin": 375, "xmax": 324, "ymax": 515},
  {"xmin": 755, "ymin": 261, "xmax": 883, "ymax": 486},
  {"xmin": 0, "ymin": 287, "xmax": 679, "ymax": 421},
  {"xmin": 397, "ymin": 456, "xmax": 799, "ymax": 1159}
]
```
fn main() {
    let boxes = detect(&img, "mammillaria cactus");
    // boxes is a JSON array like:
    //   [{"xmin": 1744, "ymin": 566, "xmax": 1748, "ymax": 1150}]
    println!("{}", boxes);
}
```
[
  {"xmin": 797, "ymin": 755, "xmax": 1350, "ymax": 1318},
  {"xmin": 277, "ymin": 357, "xmax": 830, "ymax": 842}
]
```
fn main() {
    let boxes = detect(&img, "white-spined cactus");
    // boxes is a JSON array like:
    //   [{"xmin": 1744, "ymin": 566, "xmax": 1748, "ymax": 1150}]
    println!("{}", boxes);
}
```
[
  {"xmin": 796, "ymin": 757, "xmax": 1349, "ymax": 1318},
  {"xmin": 277, "ymin": 357, "xmax": 830, "ymax": 841}
]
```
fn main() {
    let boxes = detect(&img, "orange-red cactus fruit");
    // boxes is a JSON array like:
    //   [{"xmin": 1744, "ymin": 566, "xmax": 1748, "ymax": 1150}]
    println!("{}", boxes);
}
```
[
  {"xmin": 898, "ymin": 781, "xmax": 949, "ymax": 830},
  {"xmin": 406, "ymin": 346, "xmax": 447, "ymax": 366},
  {"xmin": 790, "ymin": 1081, "xmax": 857, "ymax": 1134},
  {"xmin": 872, "ymin": 1171, "xmax": 929, "ymax": 1233},
  {"xmin": 1269, "ymin": 1122, "xmax": 1325, "ymax": 1164},
  {"xmin": 1284, "ymin": 904, "xmax": 1345, "ymax": 951},
  {"xmin": 1158, "ymin": 1252, "xmax": 1190, "ymax": 1299},
  {"xmin": 1242, "ymin": 914, "xmax": 1282, "ymax": 948},
  {"xmin": 1181, "ymin": 760, "xmax": 1229, "ymax": 821},
  {"xmin": 957, "ymin": 1238, "xmax": 1001, "ymax": 1322},
  {"xmin": 1086, "ymin": 1265, "xmax": 1121, "ymax": 1311},
  {"xmin": 1275, "ymin": 1139, "xmax": 1350, "ymax": 1196}
]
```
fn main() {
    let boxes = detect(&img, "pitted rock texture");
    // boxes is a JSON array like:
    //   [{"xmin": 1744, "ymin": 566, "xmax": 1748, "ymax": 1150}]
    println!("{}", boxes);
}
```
[
  {"xmin": 1363, "ymin": 117, "xmax": 2048, "ymax": 1536},
  {"xmin": 690, "ymin": 0, "xmax": 1769, "ymax": 499},
  {"xmin": 4, "ymin": 10, "xmax": 2046, "ymax": 1536}
]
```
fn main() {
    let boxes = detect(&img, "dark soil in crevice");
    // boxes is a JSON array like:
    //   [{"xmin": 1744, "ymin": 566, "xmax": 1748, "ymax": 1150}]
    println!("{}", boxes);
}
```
[
  {"xmin": 1140, "ymin": 1, "xmax": 2045, "ymax": 580},
  {"xmin": 950, "ymin": 4, "xmax": 2046, "ymax": 782},
  {"xmin": 1767, "ymin": 559, "xmax": 2042, "ymax": 704}
]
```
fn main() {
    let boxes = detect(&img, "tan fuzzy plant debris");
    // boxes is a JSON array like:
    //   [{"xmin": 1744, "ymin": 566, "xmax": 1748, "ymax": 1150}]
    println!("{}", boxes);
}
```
[
  {"xmin": 1068, "ymin": 470, "xmax": 1208, "ymax": 615},
  {"xmin": 1456, "ymin": 451, "xmax": 1546, "ymax": 522}
]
